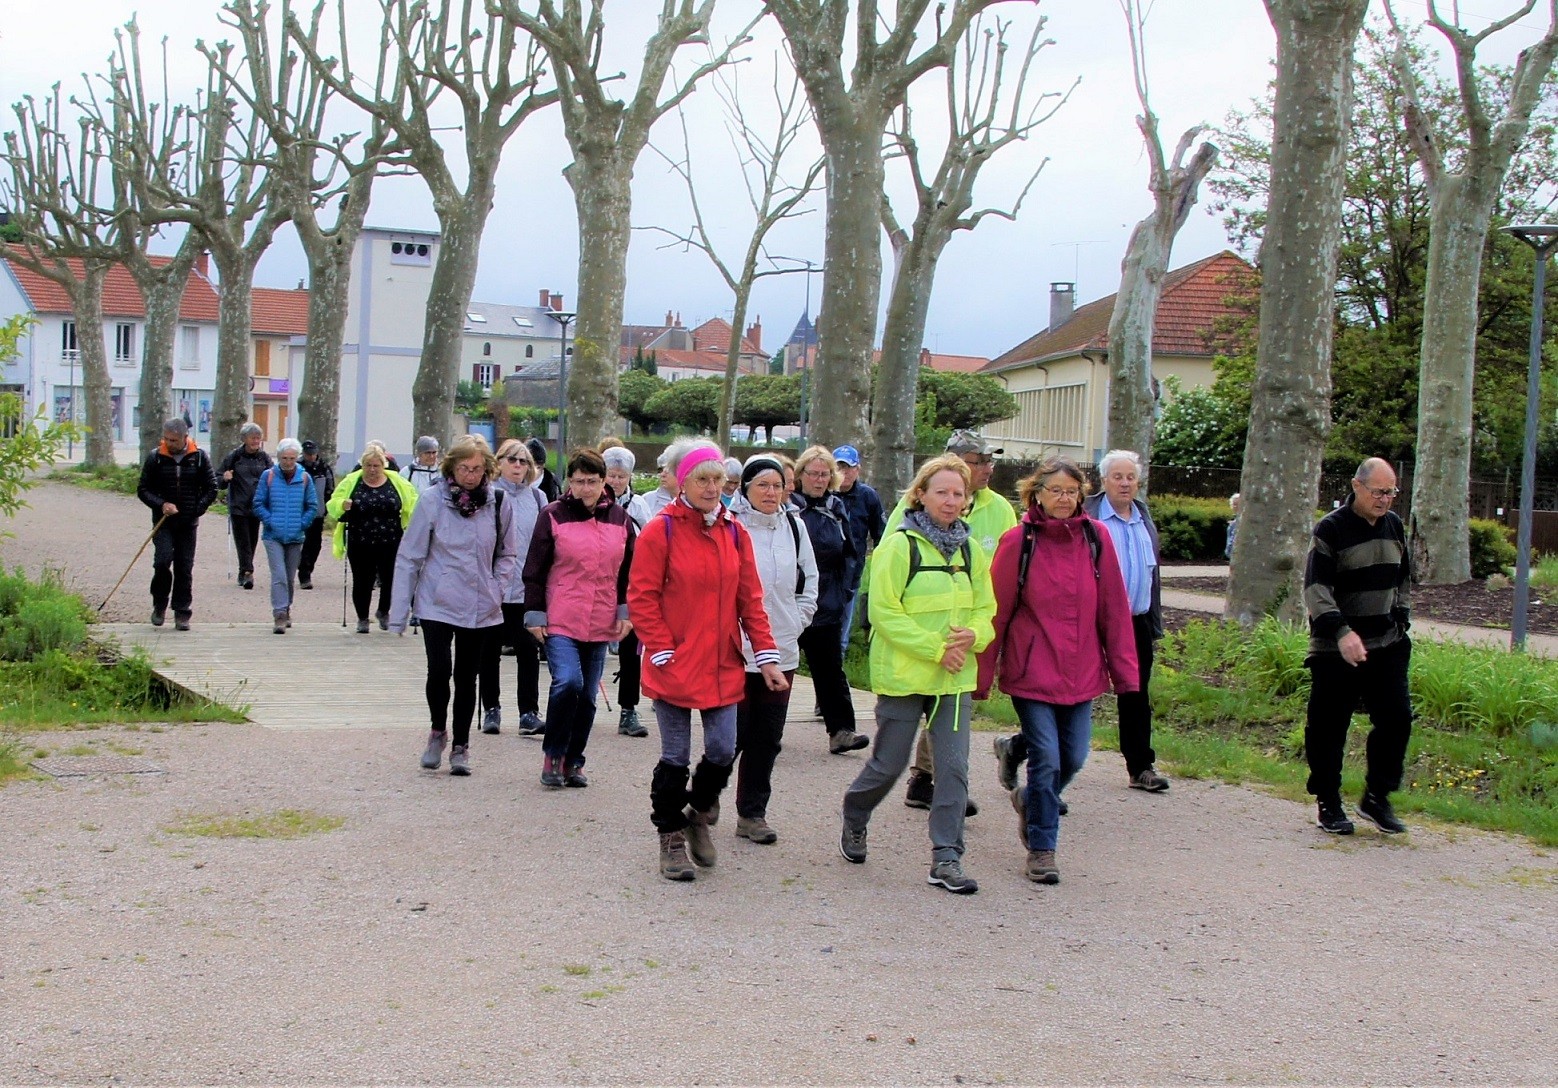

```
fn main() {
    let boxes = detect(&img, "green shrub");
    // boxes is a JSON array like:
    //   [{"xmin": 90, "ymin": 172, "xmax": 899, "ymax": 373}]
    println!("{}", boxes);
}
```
[
  {"xmin": 1468, "ymin": 517, "xmax": 1516, "ymax": 578},
  {"xmin": 1145, "ymin": 494, "xmax": 1231, "ymax": 561},
  {"xmin": 49, "ymin": 463, "xmax": 140, "ymax": 495},
  {"xmin": 0, "ymin": 567, "xmax": 91, "ymax": 661}
]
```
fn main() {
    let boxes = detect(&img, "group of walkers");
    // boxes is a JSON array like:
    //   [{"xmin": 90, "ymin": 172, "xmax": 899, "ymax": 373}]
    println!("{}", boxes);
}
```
[{"xmin": 135, "ymin": 417, "xmax": 1417, "ymax": 892}]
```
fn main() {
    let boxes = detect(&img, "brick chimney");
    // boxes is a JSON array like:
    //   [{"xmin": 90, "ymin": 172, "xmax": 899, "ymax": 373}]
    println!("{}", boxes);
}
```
[
  {"xmin": 1049, "ymin": 282, "xmax": 1075, "ymax": 330},
  {"xmin": 745, "ymin": 317, "xmax": 762, "ymax": 352},
  {"xmin": 549, "ymin": 291, "xmax": 565, "ymax": 312},
  {"xmin": 665, "ymin": 310, "xmax": 674, "ymax": 327},
  {"xmin": 920, "ymin": 347, "xmax": 932, "ymax": 369},
  {"xmin": 539, "ymin": 288, "xmax": 550, "ymax": 307},
  {"xmin": 197, "ymin": 252, "xmax": 211, "ymax": 279}
]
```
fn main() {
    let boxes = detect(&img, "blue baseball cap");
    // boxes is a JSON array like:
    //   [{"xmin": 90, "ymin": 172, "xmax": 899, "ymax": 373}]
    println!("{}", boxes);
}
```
[{"xmin": 833, "ymin": 445, "xmax": 861, "ymax": 467}]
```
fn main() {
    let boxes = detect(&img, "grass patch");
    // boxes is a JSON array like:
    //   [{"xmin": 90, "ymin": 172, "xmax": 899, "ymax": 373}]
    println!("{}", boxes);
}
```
[
  {"xmin": 163, "ymin": 808, "xmax": 345, "ymax": 839},
  {"xmin": 49, "ymin": 463, "xmax": 140, "ymax": 495}
]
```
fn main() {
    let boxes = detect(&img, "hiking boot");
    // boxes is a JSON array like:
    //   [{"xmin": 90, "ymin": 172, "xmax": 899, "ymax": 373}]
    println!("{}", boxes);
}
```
[
  {"xmin": 240, "ymin": 573, "xmax": 254, "ymax": 590},
  {"xmin": 903, "ymin": 769, "xmax": 934, "ymax": 809},
  {"xmin": 298, "ymin": 576, "xmax": 313, "ymax": 590},
  {"xmin": 564, "ymin": 760, "xmax": 588, "ymax": 788},
  {"xmin": 356, "ymin": 619, "xmax": 370, "ymax": 634},
  {"xmin": 273, "ymin": 612, "xmax": 287, "ymax": 635},
  {"xmin": 540, "ymin": 755, "xmax": 565, "ymax": 788},
  {"xmin": 1316, "ymin": 796, "xmax": 1355, "ymax": 835},
  {"xmin": 994, "ymin": 734, "xmax": 1022, "ymax": 792},
  {"xmin": 420, "ymin": 730, "xmax": 447, "ymax": 770},
  {"xmin": 659, "ymin": 831, "xmax": 695, "ymax": 881},
  {"xmin": 684, "ymin": 806, "xmax": 717, "ymax": 867},
  {"xmin": 174, "ymin": 614, "xmax": 191, "ymax": 631},
  {"xmin": 618, "ymin": 707, "xmax": 648, "ymax": 737},
  {"xmin": 1026, "ymin": 849, "xmax": 1060, "ymax": 884},
  {"xmin": 376, "ymin": 611, "xmax": 389, "ymax": 631},
  {"xmin": 449, "ymin": 745, "xmax": 470, "ymax": 776},
  {"xmin": 829, "ymin": 729, "xmax": 869, "ymax": 754},
  {"xmin": 1010, "ymin": 787, "xmax": 1028, "ymax": 847},
  {"xmin": 839, "ymin": 823, "xmax": 868, "ymax": 863},
  {"xmin": 1059, "ymin": 798, "xmax": 1069, "ymax": 816},
  {"xmin": 283, "ymin": 610, "xmax": 292, "ymax": 628},
  {"xmin": 964, "ymin": 797, "xmax": 979, "ymax": 818},
  {"xmin": 1357, "ymin": 791, "xmax": 1406, "ymax": 834},
  {"xmin": 517, "ymin": 712, "xmax": 546, "ymax": 736},
  {"xmin": 480, "ymin": 707, "xmax": 501, "ymax": 735},
  {"xmin": 150, "ymin": 610, "xmax": 165, "ymax": 627},
  {"xmin": 927, "ymin": 860, "xmax": 979, "ymax": 894},
  {"xmin": 736, "ymin": 815, "xmax": 777, "ymax": 844},
  {"xmin": 1129, "ymin": 766, "xmax": 1170, "ymax": 792}
]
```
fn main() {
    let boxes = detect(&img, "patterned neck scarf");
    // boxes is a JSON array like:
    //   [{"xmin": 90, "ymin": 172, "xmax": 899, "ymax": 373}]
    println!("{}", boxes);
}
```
[
  {"xmin": 905, "ymin": 508, "xmax": 969, "ymax": 561},
  {"xmin": 448, "ymin": 480, "xmax": 490, "ymax": 518}
]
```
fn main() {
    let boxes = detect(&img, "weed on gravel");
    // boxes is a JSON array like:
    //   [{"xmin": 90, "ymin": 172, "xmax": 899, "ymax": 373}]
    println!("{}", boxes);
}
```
[{"xmin": 163, "ymin": 808, "xmax": 346, "ymax": 839}]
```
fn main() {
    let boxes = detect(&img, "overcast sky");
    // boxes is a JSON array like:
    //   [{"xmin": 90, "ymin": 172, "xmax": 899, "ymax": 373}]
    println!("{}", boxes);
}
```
[{"xmin": 2, "ymin": 0, "xmax": 1551, "ymax": 360}]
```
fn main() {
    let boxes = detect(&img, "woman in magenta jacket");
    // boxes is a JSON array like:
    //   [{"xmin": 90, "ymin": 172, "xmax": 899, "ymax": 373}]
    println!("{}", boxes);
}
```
[
  {"xmin": 523, "ymin": 447, "xmax": 637, "ymax": 789},
  {"xmin": 628, "ymin": 438, "xmax": 788, "ymax": 882},
  {"xmin": 974, "ymin": 456, "xmax": 1138, "ymax": 887}
]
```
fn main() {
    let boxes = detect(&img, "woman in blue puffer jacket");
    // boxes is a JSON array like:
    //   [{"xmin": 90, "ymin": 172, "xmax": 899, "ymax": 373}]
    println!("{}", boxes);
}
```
[{"xmin": 253, "ymin": 437, "xmax": 318, "ymax": 635}]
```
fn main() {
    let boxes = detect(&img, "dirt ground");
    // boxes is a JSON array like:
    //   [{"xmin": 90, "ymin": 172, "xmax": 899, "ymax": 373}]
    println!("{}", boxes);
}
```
[{"xmin": 1, "ymin": 482, "xmax": 1555, "ymax": 1085}]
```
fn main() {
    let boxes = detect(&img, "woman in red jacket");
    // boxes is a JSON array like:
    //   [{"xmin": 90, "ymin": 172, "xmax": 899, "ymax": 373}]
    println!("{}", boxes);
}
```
[
  {"xmin": 974, "ymin": 456, "xmax": 1138, "ymax": 886},
  {"xmin": 628, "ymin": 438, "xmax": 789, "ymax": 882}
]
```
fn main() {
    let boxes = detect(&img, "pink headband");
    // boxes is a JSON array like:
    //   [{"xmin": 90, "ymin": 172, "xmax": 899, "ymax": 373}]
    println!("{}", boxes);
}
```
[{"xmin": 676, "ymin": 446, "xmax": 725, "ymax": 489}]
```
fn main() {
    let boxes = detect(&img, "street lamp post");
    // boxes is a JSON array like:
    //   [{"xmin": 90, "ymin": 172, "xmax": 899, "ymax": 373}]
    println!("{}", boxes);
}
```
[
  {"xmin": 552, "ymin": 309, "xmax": 576, "ymax": 456},
  {"xmin": 769, "ymin": 255, "xmax": 821, "ymax": 444},
  {"xmin": 1500, "ymin": 224, "xmax": 1558, "ymax": 651}
]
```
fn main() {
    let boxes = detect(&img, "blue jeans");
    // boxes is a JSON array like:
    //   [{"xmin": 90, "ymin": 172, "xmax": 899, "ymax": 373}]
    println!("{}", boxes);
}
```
[
  {"xmin": 653, "ymin": 701, "xmax": 737, "ymax": 768},
  {"xmin": 542, "ymin": 636, "xmax": 608, "ymax": 763},
  {"xmin": 1015, "ymin": 698, "xmax": 1093, "ymax": 852},
  {"xmin": 262, "ymin": 537, "xmax": 302, "ymax": 614}
]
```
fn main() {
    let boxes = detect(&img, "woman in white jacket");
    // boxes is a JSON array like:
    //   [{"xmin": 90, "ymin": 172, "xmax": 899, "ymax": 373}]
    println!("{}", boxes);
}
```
[{"xmin": 730, "ymin": 454, "xmax": 819, "ymax": 844}]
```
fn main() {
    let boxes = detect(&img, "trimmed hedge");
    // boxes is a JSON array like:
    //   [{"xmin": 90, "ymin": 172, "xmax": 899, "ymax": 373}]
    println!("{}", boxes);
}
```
[
  {"xmin": 1145, "ymin": 494, "xmax": 1232, "ymax": 561},
  {"xmin": 1469, "ymin": 517, "xmax": 1516, "ymax": 578}
]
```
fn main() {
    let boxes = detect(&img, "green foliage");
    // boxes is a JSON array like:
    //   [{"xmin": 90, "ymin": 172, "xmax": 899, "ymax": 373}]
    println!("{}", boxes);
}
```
[
  {"xmin": 734, "ymin": 373, "xmax": 801, "ymax": 442},
  {"xmin": 49, "ymin": 462, "xmax": 140, "ymax": 495},
  {"xmin": 1150, "ymin": 381, "xmax": 1247, "ymax": 470},
  {"xmin": 1, "ymin": 316, "xmax": 78, "ymax": 523},
  {"xmin": 0, "ymin": 568, "xmax": 90, "ymax": 662},
  {"xmin": 645, "ymin": 377, "xmax": 720, "ymax": 433},
  {"xmin": 618, "ymin": 369, "xmax": 668, "ymax": 434},
  {"xmin": 164, "ymin": 808, "xmax": 345, "ymax": 839},
  {"xmin": 631, "ymin": 346, "xmax": 659, "ymax": 376},
  {"xmin": 917, "ymin": 370, "xmax": 1018, "ymax": 431},
  {"xmin": 506, "ymin": 405, "xmax": 557, "ymax": 438},
  {"xmin": 913, "ymin": 395, "xmax": 951, "ymax": 455},
  {"xmin": 1147, "ymin": 494, "xmax": 1234, "ymax": 561},
  {"xmin": 454, "ymin": 379, "xmax": 488, "ymax": 417},
  {"xmin": 1468, "ymin": 517, "xmax": 1517, "ymax": 578}
]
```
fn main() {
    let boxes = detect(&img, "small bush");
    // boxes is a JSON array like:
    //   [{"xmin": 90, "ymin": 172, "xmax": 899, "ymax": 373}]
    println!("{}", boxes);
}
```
[
  {"xmin": 1146, "ymin": 494, "xmax": 1232, "ymax": 561},
  {"xmin": 1468, "ymin": 518, "xmax": 1516, "ymax": 578},
  {"xmin": 50, "ymin": 463, "xmax": 140, "ymax": 495},
  {"xmin": 0, "ymin": 567, "xmax": 91, "ymax": 661}
]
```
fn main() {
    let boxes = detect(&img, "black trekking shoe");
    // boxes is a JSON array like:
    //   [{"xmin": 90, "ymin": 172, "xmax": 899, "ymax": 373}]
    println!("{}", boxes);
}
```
[
  {"xmin": 903, "ymin": 769, "xmax": 933, "ymax": 809},
  {"xmin": 1316, "ymin": 797, "xmax": 1355, "ymax": 835},
  {"xmin": 994, "ymin": 734, "xmax": 1022, "ymax": 792},
  {"xmin": 1357, "ymin": 791, "xmax": 1406, "ymax": 834}
]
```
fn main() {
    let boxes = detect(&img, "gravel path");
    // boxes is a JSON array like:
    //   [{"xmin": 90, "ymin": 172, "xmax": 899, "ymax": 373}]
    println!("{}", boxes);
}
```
[{"xmin": 1, "ymin": 481, "xmax": 1555, "ymax": 1085}]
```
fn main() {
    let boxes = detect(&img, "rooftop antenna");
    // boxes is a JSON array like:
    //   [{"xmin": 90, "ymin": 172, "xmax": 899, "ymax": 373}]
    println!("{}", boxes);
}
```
[{"xmin": 1050, "ymin": 240, "xmax": 1105, "ymax": 290}]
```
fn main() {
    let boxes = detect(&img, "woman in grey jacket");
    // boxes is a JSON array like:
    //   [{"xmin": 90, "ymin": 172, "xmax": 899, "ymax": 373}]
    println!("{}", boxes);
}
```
[
  {"xmin": 390, "ymin": 435, "xmax": 518, "ymax": 777},
  {"xmin": 730, "ymin": 454, "xmax": 820, "ymax": 844}
]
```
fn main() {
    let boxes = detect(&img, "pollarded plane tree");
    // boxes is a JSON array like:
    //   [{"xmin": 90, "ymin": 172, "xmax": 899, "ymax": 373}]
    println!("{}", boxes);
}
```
[
  {"xmin": 642, "ymin": 55, "xmax": 824, "ymax": 450},
  {"xmin": 495, "ymin": 0, "xmax": 761, "ymax": 448},
  {"xmin": 1225, "ymin": 0, "xmax": 1370, "ymax": 626},
  {"xmin": 1103, "ymin": 0, "xmax": 1217, "ymax": 467},
  {"xmin": 764, "ymin": 0, "xmax": 1035, "ymax": 452},
  {"xmin": 1, "ymin": 85, "xmax": 120, "ymax": 467},
  {"xmin": 873, "ymin": 10, "xmax": 1066, "ymax": 497},
  {"xmin": 1384, "ymin": 0, "xmax": 1558, "ymax": 584},
  {"xmin": 292, "ymin": 0, "xmax": 558, "ymax": 447}
]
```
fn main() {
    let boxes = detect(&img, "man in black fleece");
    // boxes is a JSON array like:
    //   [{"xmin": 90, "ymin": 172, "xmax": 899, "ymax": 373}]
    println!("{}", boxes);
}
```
[{"xmin": 1303, "ymin": 457, "xmax": 1413, "ymax": 837}]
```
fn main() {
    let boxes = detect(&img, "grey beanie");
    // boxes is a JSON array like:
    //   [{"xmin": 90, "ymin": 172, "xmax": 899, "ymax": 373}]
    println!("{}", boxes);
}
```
[
  {"xmin": 602, "ymin": 446, "xmax": 636, "ymax": 472},
  {"xmin": 740, "ymin": 453, "xmax": 785, "ymax": 494}
]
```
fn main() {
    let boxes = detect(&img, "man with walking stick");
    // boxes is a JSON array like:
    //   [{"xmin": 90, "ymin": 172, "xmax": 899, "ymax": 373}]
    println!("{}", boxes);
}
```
[{"xmin": 136, "ymin": 418, "xmax": 218, "ymax": 630}]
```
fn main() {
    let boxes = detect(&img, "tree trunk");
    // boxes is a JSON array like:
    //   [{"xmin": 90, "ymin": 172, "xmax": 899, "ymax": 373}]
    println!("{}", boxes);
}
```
[
  {"xmin": 412, "ymin": 193, "xmax": 492, "ymax": 445},
  {"xmin": 127, "ymin": 236, "xmax": 201, "ymax": 457},
  {"xmin": 65, "ymin": 261, "xmax": 114, "ymax": 468},
  {"xmin": 1226, "ymin": 0, "xmax": 1369, "ymax": 626},
  {"xmin": 1105, "ymin": 217, "xmax": 1169, "ymax": 460},
  {"xmin": 1409, "ymin": 177, "xmax": 1494, "ymax": 583},
  {"xmin": 871, "ymin": 230, "xmax": 945, "ymax": 498},
  {"xmin": 717, "ymin": 285, "xmax": 756, "ymax": 450},
  {"xmin": 811, "ymin": 124, "xmax": 887, "ymax": 450},
  {"xmin": 209, "ymin": 252, "xmax": 257, "ymax": 459},
  {"xmin": 567, "ymin": 155, "xmax": 633, "ymax": 448}
]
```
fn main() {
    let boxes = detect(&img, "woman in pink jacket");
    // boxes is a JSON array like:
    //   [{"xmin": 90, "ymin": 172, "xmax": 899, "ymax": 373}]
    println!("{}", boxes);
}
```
[
  {"xmin": 974, "ymin": 456, "xmax": 1138, "ymax": 886},
  {"xmin": 523, "ymin": 448, "xmax": 637, "ymax": 789}
]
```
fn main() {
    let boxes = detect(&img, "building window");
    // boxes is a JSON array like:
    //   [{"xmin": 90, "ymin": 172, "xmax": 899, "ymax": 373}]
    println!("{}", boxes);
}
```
[
  {"xmin": 483, "ymin": 342, "xmax": 492, "ymax": 356},
  {"xmin": 525, "ymin": 344, "xmax": 534, "ymax": 358},
  {"xmin": 114, "ymin": 323, "xmax": 135, "ymax": 365},
  {"xmin": 179, "ymin": 325, "xmax": 200, "ymax": 370},
  {"xmin": 389, "ymin": 240, "xmax": 433, "ymax": 266},
  {"xmin": 1011, "ymin": 383, "xmax": 1087, "ymax": 448},
  {"xmin": 472, "ymin": 362, "xmax": 497, "ymax": 390},
  {"xmin": 61, "ymin": 321, "xmax": 78, "ymax": 360}
]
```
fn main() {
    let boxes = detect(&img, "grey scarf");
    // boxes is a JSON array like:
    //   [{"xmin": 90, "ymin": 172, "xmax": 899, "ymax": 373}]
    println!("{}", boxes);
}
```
[{"xmin": 905, "ymin": 508, "xmax": 970, "ymax": 561}]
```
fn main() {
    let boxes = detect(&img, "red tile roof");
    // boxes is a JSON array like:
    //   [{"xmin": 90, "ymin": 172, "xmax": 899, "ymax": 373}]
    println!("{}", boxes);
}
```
[
  {"xmin": 2, "ymin": 250, "xmax": 221, "ymax": 322},
  {"xmin": 984, "ymin": 251, "xmax": 1257, "ymax": 373},
  {"xmin": 645, "ymin": 349, "xmax": 761, "ymax": 374},
  {"xmin": 251, "ymin": 287, "xmax": 311, "ymax": 336},
  {"xmin": 690, "ymin": 317, "xmax": 763, "ymax": 357}
]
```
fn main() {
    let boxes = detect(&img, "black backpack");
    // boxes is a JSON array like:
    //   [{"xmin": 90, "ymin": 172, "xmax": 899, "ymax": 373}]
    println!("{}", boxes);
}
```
[
  {"xmin": 900, "ymin": 527, "xmax": 974, "ymax": 588},
  {"xmin": 1015, "ymin": 516, "xmax": 1102, "ymax": 598}
]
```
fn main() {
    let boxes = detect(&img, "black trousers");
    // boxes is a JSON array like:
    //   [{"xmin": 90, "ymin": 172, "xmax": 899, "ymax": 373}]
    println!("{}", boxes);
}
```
[
  {"xmin": 799, "ymin": 622, "xmax": 855, "ymax": 735},
  {"xmin": 298, "ymin": 516, "xmax": 325, "ymax": 580},
  {"xmin": 230, "ymin": 512, "xmax": 262, "ymax": 577},
  {"xmin": 617, "ymin": 630, "xmax": 642, "ymax": 709},
  {"xmin": 1305, "ymin": 637, "xmax": 1413, "ymax": 799},
  {"xmin": 1115, "ymin": 612, "xmax": 1158, "ymax": 775},
  {"xmin": 735, "ymin": 668, "xmax": 795, "ymax": 819},
  {"xmin": 420, "ymin": 619, "xmax": 493, "ymax": 746},
  {"xmin": 481, "ymin": 603, "xmax": 542, "ymax": 715},
  {"xmin": 347, "ymin": 537, "xmax": 399, "ymax": 621},
  {"xmin": 150, "ymin": 517, "xmax": 199, "ymax": 618}
]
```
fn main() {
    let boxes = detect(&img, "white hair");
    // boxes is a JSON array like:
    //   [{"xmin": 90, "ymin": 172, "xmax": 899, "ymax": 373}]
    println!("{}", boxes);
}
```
[
  {"xmin": 659, "ymin": 436, "xmax": 721, "ymax": 476},
  {"xmin": 1098, "ymin": 449, "xmax": 1144, "ymax": 478},
  {"xmin": 276, "ymin": 437, "xmax": 302, "ymax": 456}
]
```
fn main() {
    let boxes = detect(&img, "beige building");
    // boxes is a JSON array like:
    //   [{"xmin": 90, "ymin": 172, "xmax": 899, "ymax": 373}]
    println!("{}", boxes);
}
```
[{"xmin": 981, "ymin": 251, "xmax": 1255, "ymax": 461}]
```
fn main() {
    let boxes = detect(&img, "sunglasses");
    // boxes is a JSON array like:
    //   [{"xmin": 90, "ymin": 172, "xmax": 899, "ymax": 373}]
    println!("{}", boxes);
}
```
[{"xmin": 503, "ymin": 455, "xmax": 533, "ymax": 465}]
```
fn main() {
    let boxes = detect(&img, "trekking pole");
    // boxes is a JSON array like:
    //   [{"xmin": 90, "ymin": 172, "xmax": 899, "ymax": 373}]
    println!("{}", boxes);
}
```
[
  {"xmin": 225, "ymin": 511, "xmax": 235, "ymax": 580},
  {"xmin": 99, "ymin": 513, "xmax": 169, "ymax": 614},
  {"xmin": 598, "ymin": 679, "xmax": 614, "ymax": 714},
  {"xmin": 341, "ymin": 531, "xmax": 350, "ymax": 628}
]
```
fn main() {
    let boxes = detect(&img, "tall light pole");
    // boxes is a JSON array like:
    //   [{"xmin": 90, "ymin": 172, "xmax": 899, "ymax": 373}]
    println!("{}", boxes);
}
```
[
  {"xmin": 770, "ymin": 255, "xmax": 821, "ymax": 444},
  {"xmin": 1501, "ymin": 224, "xmax": 1558, "ymax": 651},
  {"xmin": 552, "ymin": 309, "xmax": 576, "ymax": 456}
]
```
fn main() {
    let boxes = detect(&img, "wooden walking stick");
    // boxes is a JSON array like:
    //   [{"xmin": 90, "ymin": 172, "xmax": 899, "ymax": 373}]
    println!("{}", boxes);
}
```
[{"xmin": 99, "ymin": 513, "xmax": 169, "ymax": 613}]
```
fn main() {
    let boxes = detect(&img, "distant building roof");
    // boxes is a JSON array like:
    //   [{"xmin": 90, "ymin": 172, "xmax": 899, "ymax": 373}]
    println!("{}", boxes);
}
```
[
  {"xmin": 787, "ymin": 312, "xmax": 818, "ymax": 347},
  {"xmin": 464, "ymin": 300, "xmax": 570, "ymax": 338},
  {"xmin": 2, "ymin": 250, "xmax": 220, "ymax": 322},
  {"xmin": 984, "ymin": 250, "xmax": 1256, "ymax": 374},
  {"xmin": 251, "ymin": 287, "xmax": 311, "ymax": 336}
]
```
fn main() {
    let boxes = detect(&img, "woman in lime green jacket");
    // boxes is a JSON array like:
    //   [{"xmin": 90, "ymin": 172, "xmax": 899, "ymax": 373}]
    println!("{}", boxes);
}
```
[
  {"xmin": 839, "ymin": 454, "xmax": 996, "ymax": 895},
  {"xmin": 327, "ymin": 443, "xmax": 420, "ymax": 631}
]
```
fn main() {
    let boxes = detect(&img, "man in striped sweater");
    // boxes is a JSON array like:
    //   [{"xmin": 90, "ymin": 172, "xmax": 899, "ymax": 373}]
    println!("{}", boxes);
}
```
[{"xmin": 1303, "ymin": 457, "xmax": 1413, "ymax": 836}]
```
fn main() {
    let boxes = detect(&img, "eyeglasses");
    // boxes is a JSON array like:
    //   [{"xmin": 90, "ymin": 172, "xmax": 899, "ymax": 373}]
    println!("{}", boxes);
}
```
[
  {"xmin": 453, "ymin": 462, "xmax": 486, "ymax": 476},
  {"xmin": 801, "ymin": 469, "xmax": 832, "ymax": 481},
  {"xmin": 503, "ymin": 455, "xmax": 532, "ymax": 465},
  {"xmin": 568, "ymin": 476, "xmax": 603, "ymax": 487},
  {"xmin": 1043, "ymin": 485, "xmax": 1081, "ymax": 498},
  {"xmin": 1364, "ymin": 486, "xmax": 1401, "ymax": 499},
  {"xmin": 962, "ymin": 455, "xmax": 995, "ymax": 467}
]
